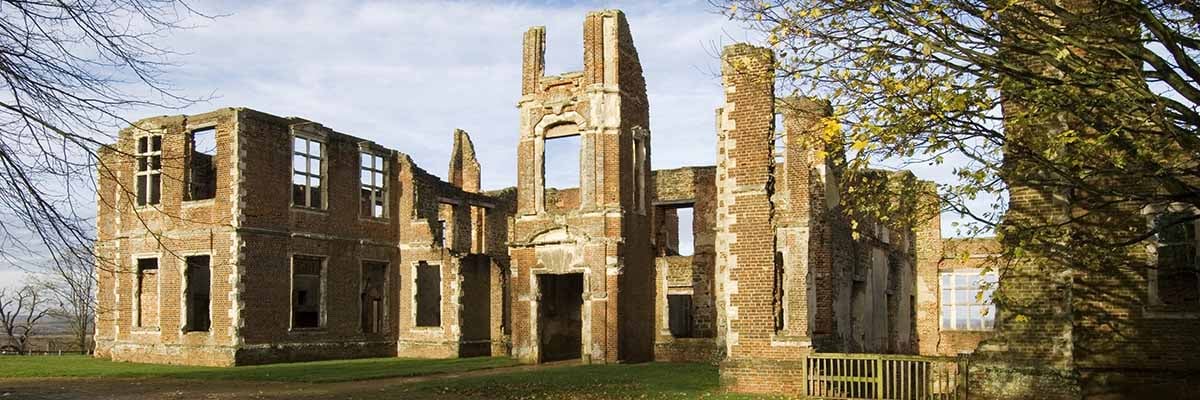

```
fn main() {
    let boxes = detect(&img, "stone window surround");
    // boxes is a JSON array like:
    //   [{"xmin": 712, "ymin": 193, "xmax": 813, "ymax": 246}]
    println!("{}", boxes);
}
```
[
  {"xmin": 1143, "ymin": 203, "xmax": 1200, "ymax": 317},
  {"xmin": 358, "ymin": 146, "xmax": 389, "ymax": 220},
  {"xmin": 183, "ymin": 122, "xmax": 219, "ymax": 204},
  {"xmin": 411, "ymin": 261, "xmax": 443, "ymax": 331},
  {"xmin": 532, "ymin": 111, "xmax": 587, "ymax": 214},
  {"xmin": 939, "ymin": 269, "xmax": 998, "ymax": 331},
  {"xmin": 179, "ymin": 251, "xmax": 214, "ymax": 335},
  {"xmin": 290, "ymin": 131, "xmax": 328, "ymax": 210},
  {"xmin": 130, "ymin": 253, "xmax": 161, "ymax": 332},
  {"xmin": 288, "ymin": 253, "xmax": 327, "ymax": 332},
  {"xmin": 133, "ymin": 131, "xmax": 164, "ymax": 208}
]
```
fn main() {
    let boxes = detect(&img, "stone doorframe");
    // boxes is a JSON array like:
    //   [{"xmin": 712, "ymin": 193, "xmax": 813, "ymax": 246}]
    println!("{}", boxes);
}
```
[{"xmin": 528, "ymin": 267, "xmax": 593, "ymax": 363}]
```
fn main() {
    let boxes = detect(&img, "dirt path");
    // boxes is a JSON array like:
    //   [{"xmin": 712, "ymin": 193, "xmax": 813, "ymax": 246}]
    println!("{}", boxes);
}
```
[{"xmin": 0, "ymin": 360, "xmax": 581, "ymax": 400}]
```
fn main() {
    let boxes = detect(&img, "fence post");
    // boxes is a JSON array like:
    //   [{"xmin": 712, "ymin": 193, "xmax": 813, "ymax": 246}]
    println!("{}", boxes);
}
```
[{"xmin": 876, "ymin": 355, "xmax": 884, "ymax": 399}]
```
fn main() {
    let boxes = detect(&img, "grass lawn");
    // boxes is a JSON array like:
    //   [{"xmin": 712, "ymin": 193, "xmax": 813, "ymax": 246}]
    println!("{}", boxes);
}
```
[
  {"xmin": 390, "ymin": 362, "xmax": 786, "ymax": 400},
  {"xmin": 0, "ymin": 354, "xmax": 517, "ymax": 383}
]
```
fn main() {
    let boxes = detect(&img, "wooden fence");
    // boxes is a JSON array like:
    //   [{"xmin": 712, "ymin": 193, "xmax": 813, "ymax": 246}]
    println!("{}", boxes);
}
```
[{"xmin": 805, "ymin": 353, "xmax": 966, "ymax": 400}]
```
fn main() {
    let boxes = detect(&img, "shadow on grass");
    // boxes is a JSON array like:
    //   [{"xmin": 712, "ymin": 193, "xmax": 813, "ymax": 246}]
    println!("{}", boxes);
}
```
[
  {"xmin": 0, "ymin": 355, "xmax": 517, "ymax": 383},
  {"xmin": 388, "ymin": 362, "xmax": 785, "ymax": 400}
]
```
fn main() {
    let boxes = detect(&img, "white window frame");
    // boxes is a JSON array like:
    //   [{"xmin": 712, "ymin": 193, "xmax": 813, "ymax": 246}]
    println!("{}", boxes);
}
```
[
  {"xmin": 134, "ymin": 133, "xmax": 163, "ymax": 207},
  {"xmin": 292, "ymin": 135, "xmax": 326, "ymax": 209},
  {"xmin": 360, "ymin": 152, "xmax": 388, "ymax": 219},
  {"xmin": 939, "ymin": 269, "xmax": 997, "ymax": 331}
]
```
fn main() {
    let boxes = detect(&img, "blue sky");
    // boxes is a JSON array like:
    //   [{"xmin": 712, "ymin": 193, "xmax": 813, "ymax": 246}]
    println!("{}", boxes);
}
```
[{"xmin": 0, "ymin": 0, "xmax": 983, "ymax": 288}]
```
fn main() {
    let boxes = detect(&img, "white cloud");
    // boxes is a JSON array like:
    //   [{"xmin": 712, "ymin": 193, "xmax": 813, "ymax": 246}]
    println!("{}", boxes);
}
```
[
  {"xmin": 158, "ymin": 0, "xmax": 744, "ymax": 190},
  {"xmin": 112, "ymin": 0, "xmax": 983, "ymax": 237}
]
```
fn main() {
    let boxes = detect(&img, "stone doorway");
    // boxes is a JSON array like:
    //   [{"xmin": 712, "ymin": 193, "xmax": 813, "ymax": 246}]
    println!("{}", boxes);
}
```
[{"xmin": 537, "ymin": 273, "xmax": 583, "ymax": 362}]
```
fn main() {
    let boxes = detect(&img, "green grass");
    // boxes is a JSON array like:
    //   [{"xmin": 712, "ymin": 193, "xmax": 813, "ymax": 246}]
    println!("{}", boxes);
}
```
[
  {"xmin": 389, "ymin": 362, "xmax": 785, "ymax": 400},
  {"xmin": 0, "ymin": 355, "xmax": 518, "ymax": 383}
]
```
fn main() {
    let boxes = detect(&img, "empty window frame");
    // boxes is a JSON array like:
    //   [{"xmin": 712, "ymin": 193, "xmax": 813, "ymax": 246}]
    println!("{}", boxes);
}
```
[
  {"xmin": 184, "ymin": 255, "xmax": 211, "ymax": 332},
  {"xmin": 436, "ymin": 202, "xmax": 453, "ymax": 248},
  {"xmin": 676, "ymin": 206, "xmax": 695, "ymax": 256},
  {"xmin": 1153, "ymin": 212, "xmax": 1200, "ymax": 306},
  {"xmin": 543, "ymin": 134, "xmax": 581, "ymax": 190},
  {"xmin": 361, "ymin": 261, "xmax": 388, "ymax": 334},
  {"xmin": 185, "ymin": 127, "xmax": 217, "ymax": 201},
  {"xmin": 939, "ymin": 271, "xmax": 998, "ymax": 330},
  {"xmin": 667, "ymin": 294, "xmax": 694, "ymax": 338},
  {"xmin": 415, "ymin": 262, "xmax": 442, "ymax": 327},
  {"xmin": 292, "ymin": 136, "xmax": 324, "ymax": 209},
  {"xmin": 135, "ymin": 134, "xmax": 163, "ymax": 206},
  {"xmin": 135, "ymin": 258, "xmax": 159, "ymax": 328},
  {"xmin": 360, "ymin": 152, "xmax": 387, "ymax": 218},
  {"xmin": 292, "ymin": 256, "xmax": 324, "ymax": 329}
]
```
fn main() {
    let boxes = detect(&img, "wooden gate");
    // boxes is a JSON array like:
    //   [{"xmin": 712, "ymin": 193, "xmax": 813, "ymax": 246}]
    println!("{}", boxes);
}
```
[{"xmin": 805, "ymin": 353, "xmax": 966, "ymax": 400}]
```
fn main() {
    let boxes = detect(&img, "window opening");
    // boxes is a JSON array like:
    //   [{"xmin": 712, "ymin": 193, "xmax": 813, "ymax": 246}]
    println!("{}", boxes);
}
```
[
  {"xmin": 292, "ymin": 256, "xmax": 323, "ymax": 329},
  {"xmin": 135, "ymin": 135, "xmax": 162, "ymax": 206},
  {"xmin": 415, "ymin": 262, "xmax": 442, "ymax": 327},
  {"xmin": 184, "ymin": 256, "xmax": 211, "ymax": 332},
  {"xmin": 136, "ymin": 258, "xmax": 159, "ymax": 328},
  {"xmin": 292, "ymin": 136, "xmax": 324, "ymax": 208},
  {"xmin": 360, "ymin": 152, "xmax": 387, "ymax": 218},
  {"xmin": 939, "ymin": 271, "xmax": 998, "ymax": 330},
  {"xmin": 185, "ymin": 127, "xmax": 217, "ymax": 201}
]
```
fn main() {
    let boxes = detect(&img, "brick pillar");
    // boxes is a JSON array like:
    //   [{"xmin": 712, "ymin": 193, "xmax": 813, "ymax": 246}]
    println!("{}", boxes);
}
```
[
  {"xmin": 715, "ymin": 44, "xmax": 808, "ymax": 396},
  {"xmin": 522, "ymin": 27, "xmax": 545, "ymax": 95}
]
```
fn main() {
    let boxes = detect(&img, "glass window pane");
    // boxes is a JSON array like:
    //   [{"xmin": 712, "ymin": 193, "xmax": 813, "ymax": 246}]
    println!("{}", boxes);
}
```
[
  {"xmin": 137, "ymin": 175, "xmax": 147, "ymax": 205},
  {"xmin": 151, "ymin": 136, "xmax": 161, "ymax": 152},
  {"xmin": 361, "ymin": 188, "xmax": 372, "ymax": 215},
  {"xmin": 374, "ymin": 172, "xmax": 384, "ymax": 186},
  {"xmin": 956, "ymin": 274, "xmax": 974, "ymax": 287},
  {"xmin": 310, "ymin": 182, "xmax": 322, "ymax": 208},
  {"xmin": 294, "ymin": 155, "xmax": 307, "ymax": 172},
  {"xmin": 294, "ymin": 137, "xmax": 306, "ymax": 153},
  {"xmin": 309, "ymin": 141, "xmax": 321, "ymax": 156},
  {"xmin": 361, "ymin": 153, "xmax": 371, "ymax": 168},
  {"xmin": 138, "ymin": 137, "xmax": 148, "ymax": 154},
  {"xmin": 361, "ymin": 170, "xmax": 371, "ymax": 186},
  {"xmin": 375, "ymin": 204, "xmax": 384, "ymax": 217},
  {"xmin": 149, "ymin": 173, "xmax": 161, "ymax": 204},
  {"xmin": 150, "ymin": 155, "xmax": 161, "ymax": 170},
  {"xmin": 309, "ymin": 158, "xmax": 321, "ymax": 175},
  {"xmin": 941, "ymin": 289, "xmax": 953, "ymax": 304},
  {"xmin": 293, "ymin": 184, "xmax": 306, "ymax": 206},
  {"xmin": 138, "ymin": 157, "xmax": 148, "ymax": 172}
]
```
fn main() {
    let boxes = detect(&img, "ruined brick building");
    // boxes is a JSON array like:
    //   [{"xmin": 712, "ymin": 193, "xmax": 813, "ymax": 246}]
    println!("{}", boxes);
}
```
[{"xmin": 97, "ymin": 8, "xmax": 1180, "ymax": 398}]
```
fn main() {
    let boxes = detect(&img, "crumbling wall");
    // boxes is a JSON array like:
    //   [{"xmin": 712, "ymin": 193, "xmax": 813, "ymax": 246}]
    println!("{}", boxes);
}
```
[
  {"xmin": 509, "ymin": 9, "xmax": 654, "ymax": 365},
  {"xmin": 651, "ymin": 166, "xmax": 720, "ymax": 363},
  {"xmin": 94, "ymin": 109, "xmax": 242, "ymax": 367}
]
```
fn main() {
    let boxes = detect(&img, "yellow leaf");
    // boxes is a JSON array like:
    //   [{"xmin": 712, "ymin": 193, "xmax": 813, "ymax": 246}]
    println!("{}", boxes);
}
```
[{"xmin": 851, "ymin": 139, "xmax": 868, "ymax": 152}]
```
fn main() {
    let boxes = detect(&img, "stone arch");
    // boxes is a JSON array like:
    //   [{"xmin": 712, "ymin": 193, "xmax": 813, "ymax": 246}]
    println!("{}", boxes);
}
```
[{"xmin": 532, "ymin": 112, "xmax": 589, "ymax": 213}]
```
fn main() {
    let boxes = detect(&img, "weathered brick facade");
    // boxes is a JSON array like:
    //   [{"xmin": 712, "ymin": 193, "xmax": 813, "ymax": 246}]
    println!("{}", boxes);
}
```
[
  {"xmin": 95, "ymin": 109, "xmax": 513, "ymax": 366},
  {"xmin": 92, "ymin": 10, "xmax": 1049, "ymax": 398},
  {"xmin": 508, "ymin": 10, "xmax": 654, "ymax": 364}
]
